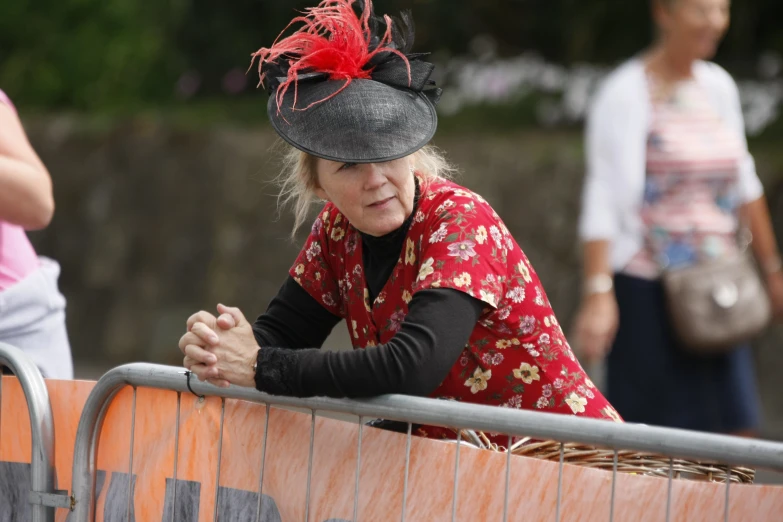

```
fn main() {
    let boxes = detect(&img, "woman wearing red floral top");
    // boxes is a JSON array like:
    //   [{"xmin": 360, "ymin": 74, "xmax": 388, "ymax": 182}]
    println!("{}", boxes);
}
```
[{"xmin": 178, "ymin": 0, "xmax": 622, "ymax": 439}]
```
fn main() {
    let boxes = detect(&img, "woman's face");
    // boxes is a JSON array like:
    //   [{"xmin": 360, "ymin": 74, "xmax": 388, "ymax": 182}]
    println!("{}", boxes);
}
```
[
  {"xmin": 314, "ymin": 155, "xmax": 416, "ymax": 237},
  {"xmin": 656, "ymin": 0, "xmax": 730, "ymax": 60}
]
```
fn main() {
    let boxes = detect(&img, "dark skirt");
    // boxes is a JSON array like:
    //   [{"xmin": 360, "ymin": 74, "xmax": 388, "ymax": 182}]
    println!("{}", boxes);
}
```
[{"xmin": 606, "ymin": 273, "xmax": 761, "ymax": 433}]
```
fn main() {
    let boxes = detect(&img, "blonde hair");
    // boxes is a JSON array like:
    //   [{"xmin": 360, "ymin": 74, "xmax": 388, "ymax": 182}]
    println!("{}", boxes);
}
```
[{"xmin": 274, "ymin": 144, "xmax": 457, "ymax": 238}]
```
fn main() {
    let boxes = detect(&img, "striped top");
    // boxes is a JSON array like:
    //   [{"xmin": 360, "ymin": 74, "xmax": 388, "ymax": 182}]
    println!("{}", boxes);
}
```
[{"xmin": 622, "ymin": 74, "xmax": 744, "ymax": 279}]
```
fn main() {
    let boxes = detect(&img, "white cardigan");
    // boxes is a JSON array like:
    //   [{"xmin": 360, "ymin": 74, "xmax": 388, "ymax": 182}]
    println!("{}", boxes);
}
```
[{"xmin": 578, "ymin": 58, "xmax": 764, "ymax": 271}]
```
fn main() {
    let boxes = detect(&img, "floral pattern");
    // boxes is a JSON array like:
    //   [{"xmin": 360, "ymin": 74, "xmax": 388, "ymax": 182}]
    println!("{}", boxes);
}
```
[{"xmin": 290, "ymin": 177, "xmax": 621, "ymax": 441}]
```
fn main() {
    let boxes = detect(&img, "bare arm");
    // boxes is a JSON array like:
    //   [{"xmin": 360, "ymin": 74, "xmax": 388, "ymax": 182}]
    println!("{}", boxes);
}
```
[
  {"xmin": 0, "ymin": 102, "xmax": 54, "ymax": 230},
  {"xmin": 582, "ymin": 240, "xmax": 612, "ymax": 280},
  {"xmin": 743, "ymin": 196, "xmax": 783, "ymax": 320},
  {"xmin": 573, "ymin": 239, "xmax": 620, "ymax": 363},
  {"xmin": 744, "ymin": 197, "xmax": 781, "ymax": 272}
]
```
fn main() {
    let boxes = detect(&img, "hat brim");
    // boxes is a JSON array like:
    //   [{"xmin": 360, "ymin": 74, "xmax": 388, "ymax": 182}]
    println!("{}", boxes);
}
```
[{"xmin": 267, "ymin": 79, "xmax": 437, "ymax": 164}]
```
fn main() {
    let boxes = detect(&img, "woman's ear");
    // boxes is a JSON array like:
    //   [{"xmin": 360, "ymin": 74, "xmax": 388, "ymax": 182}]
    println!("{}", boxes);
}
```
[
  {"xmin": 310, "ymin": 157, "xmax": 330, "ymax": 201},
  {"xmin": 314, "ymin": 187, "xmax": 329, "ymax": 201}
]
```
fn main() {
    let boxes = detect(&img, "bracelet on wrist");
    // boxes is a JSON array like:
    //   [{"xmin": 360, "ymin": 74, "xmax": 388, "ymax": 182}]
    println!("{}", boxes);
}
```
[{"xmin": 584, "ymin": 273, "xmax": 614, "ymax": 296}]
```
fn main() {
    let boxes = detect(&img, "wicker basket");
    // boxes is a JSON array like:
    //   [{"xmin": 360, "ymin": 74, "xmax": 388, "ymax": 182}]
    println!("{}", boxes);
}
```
[{"xmin": 453, "ymin": 430, "xmax": 755, "ymax": 484}]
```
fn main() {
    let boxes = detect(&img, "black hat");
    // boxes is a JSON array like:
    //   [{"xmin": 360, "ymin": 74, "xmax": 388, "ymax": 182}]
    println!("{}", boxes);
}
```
[{"xmin": 251, "ymin": 0, "xmax": 441, "ymax": 163}]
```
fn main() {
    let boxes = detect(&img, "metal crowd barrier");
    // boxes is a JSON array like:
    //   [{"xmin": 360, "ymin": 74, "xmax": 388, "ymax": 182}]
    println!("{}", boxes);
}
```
[
  {"xmin": 59, "ymin": 362, "xmax": 783, "ymax": 522},
  {"xmin": 0, "ymin": 341, "xmax": 58, "ymax": 522}
]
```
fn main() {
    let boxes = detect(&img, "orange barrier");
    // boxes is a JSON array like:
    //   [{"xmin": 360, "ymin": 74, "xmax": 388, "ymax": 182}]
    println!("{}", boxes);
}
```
[{"xmin": 1, "ymin": 376, "xmax": 782, "ymax": 521}]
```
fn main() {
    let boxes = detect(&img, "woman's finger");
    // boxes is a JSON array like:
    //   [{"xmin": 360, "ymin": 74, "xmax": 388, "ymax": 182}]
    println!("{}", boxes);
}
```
[
  {"xmin": 184, "ymin": 344, "xmax": 218, "ymax": 366},
  {"xmin": 183, "ymin": 355, "xmax": 212, "ymax": 371},
  {"xmin": 191, "ymin": 321, "xmax": 220, "ymax": 346},
  {"xmin": 189, "ymin": 364, "xmax": 229, "ymax": 388},
  {"xmin": 189, "ymin": 363, "xmax": 215, "ymax": 382},
  {"xmin": 178, "ymin": 331, "xmax": 210, "ymax": 354},
  {"xmin": 217, "ymin": 303, "xmax": 248, "ymax": 327},
  {"xmin": 216, "ymin": 313, "xmax": 237, "ymax": 330},
  {"xmin": 186, "ymin": 310, "xmax": 218, "ymax": 332},
  {"xmin": 577, "ymin": 324, "xmax": 605, "ymax": 362},
  {"xmin": 573, "ymin": 317, "xmax": 594, "ymax": 356}
]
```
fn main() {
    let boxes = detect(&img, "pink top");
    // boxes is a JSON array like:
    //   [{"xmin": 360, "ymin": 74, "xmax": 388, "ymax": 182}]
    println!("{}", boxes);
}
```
[
  {"xmin": 0, "ymin": 89, "xmax": 40, "ymax": 290},
  {"xmin": 622, "ymin": 75, "xmax": 744, "ymax": 279}
]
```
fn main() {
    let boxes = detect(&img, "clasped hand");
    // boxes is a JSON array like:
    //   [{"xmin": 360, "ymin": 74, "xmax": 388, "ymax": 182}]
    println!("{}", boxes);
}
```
[{"xmin": 178, "ymin": 304, "xmax": 258, "ymax": 389}]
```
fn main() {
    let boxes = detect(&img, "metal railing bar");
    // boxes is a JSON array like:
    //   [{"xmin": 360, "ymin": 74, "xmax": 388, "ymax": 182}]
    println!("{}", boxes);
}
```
[
  {"xmin": 135, "ymin": 368, "xmax": 781, "ymax": 470},
  {"xmin": 609, "ymin": 449, "xmax": 617, "ymax": 522},
  {"xmin": 666, "ymin": 457, "xmax": 673, "ymax": 522},
  {"xmin": 0, "ymin": 342, "xmax": 56, "ymax": 522},
  {"xmin": 555, "ymin": 442, "xmax": 564, "ymax": 522},
  {"xmin": 304, "ymin": 409, "xmax": 316, "ymax": 522},
  {"xmin": 353, "ymin": 417, "xmax": 364, "ymax": 522},
  {"xmin": 503, "ymin": 435, "xmax": 512, "ymax": 522},
  {"xmin": 451, "ymin": 431, "xmax": 462, "ymax": 522},
  {"xmin": 724, "ymin": 468, "xmax": 731, "ymax": 522},
  {"xmin": 144, "ymin": 365, "xmax": 783, "ymax": 470},
  {"xmin": 213, "ymin": 398, "xmax": 226, "ymax": 522},
  {"xmin": 171, "ymin": 392, "xmax": 181, "ymax": 522},
  {"xmin": 401, "ymin": 423, "xmax": 412, "ymax": 522},
  {"xmin": 255, "ymin": 404, "xmax": 271, "ymax": 522},
  {"xmin": 126, "ymin": 387, "xmax": 137, "ymax": 522}
]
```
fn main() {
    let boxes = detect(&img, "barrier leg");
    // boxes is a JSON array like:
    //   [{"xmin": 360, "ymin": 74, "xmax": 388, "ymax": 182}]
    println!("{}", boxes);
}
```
[
  {"xmin": 0, "ymin": 342, "xmax": 59, "ymax": 521},
  {"xmin": 451, "ymin": 431, "xmax": 462, "ymax": 522}
]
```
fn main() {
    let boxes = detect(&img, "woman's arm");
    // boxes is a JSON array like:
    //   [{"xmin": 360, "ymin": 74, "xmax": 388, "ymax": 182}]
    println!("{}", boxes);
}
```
[
  {"xmin": 714, "ymin": 65, "xmax": 783, "ymax": 318},
  {"xmin": 254, "ymin": 288, "xmax": 484, "ymax": 398},
  {"xmin": 574, "ymin": 240, "xmax": 619, "ymax": 363},
  {"xmin": 252, "ymin": 276, "xmax": 342, "ymax": 349},
  {"xmin": 0, "ymin": 102, "xmax": 54, "ymax": 230},
  {"xmin": 744, "ymin": 196, "xmax": 783, "ymax": 318},
  {"xmin": 573, "ymin": 73, "xmax": 630, "ymax": 363},
  {"xmin": 582, "ymin": 240, "xmax": 612, "ymax": 281},
  {"xmin": 745, "ymin": 196, "xmax": 781, "ymax": 272}
]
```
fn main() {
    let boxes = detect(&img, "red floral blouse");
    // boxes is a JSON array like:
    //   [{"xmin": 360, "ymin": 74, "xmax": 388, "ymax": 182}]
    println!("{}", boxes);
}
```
[{"xmin": 291, "ymin": 177, "xmax": 622, "ymax": 440}]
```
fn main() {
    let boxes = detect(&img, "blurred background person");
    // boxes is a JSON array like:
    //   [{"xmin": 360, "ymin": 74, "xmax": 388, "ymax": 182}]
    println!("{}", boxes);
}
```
[
  {"xmin": 574, "ymin": 0, "xmax": 783, "ymax": 435},
  {"xmin": 0, "ymin": 88, "xmax": 73, "ymax": 379}
]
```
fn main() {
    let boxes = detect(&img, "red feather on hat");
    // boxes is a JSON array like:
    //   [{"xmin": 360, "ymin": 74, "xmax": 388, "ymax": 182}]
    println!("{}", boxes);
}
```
[{"xmin": 251, "ymin": 0, "xmax": 411, "ymax": 113}]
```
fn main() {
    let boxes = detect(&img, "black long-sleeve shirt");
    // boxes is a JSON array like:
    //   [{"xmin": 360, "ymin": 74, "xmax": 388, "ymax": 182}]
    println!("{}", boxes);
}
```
[{"xmin": 252, "ymin": 195, "xmax": 484, "ymax": 398}]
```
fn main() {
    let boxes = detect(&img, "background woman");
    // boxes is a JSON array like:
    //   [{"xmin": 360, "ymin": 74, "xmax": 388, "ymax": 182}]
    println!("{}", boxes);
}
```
[{"xmin": 574, "ymin": 0, "xmax": 783, "ymax": 435}]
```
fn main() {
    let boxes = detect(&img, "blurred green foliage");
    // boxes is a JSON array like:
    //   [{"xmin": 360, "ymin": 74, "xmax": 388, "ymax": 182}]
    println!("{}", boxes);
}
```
[{"xmin": 1, "ymin": 0, "xmax": 782, "ymax": 111}]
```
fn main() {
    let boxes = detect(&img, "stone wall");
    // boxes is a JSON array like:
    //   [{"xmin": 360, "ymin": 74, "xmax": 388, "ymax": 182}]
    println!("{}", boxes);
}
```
[{"xmin": 23, "ymin": 118, "xmax": 783, "ymax": 438}]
